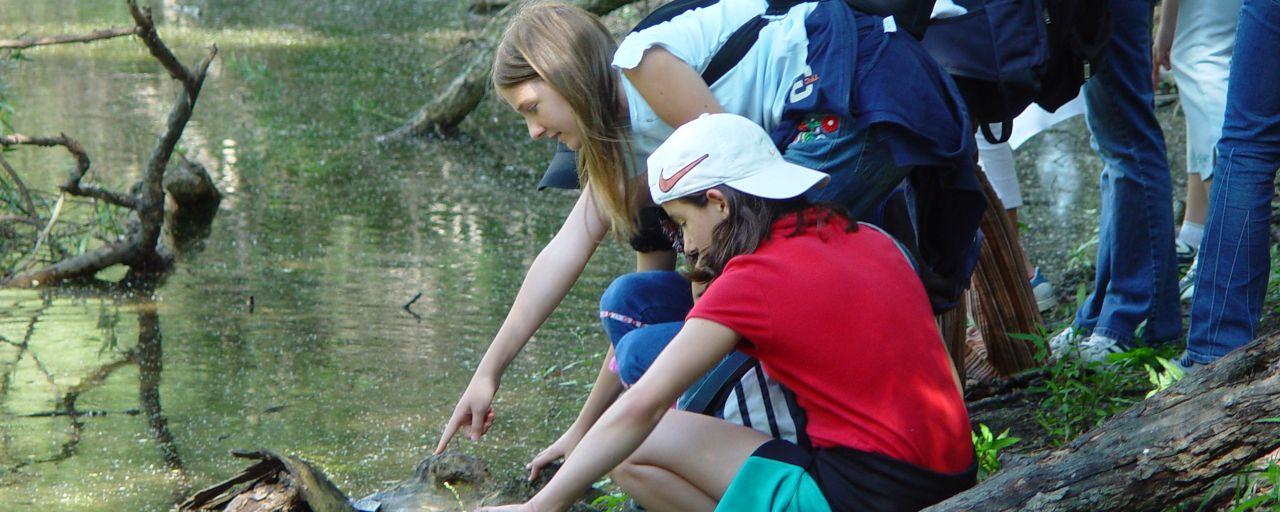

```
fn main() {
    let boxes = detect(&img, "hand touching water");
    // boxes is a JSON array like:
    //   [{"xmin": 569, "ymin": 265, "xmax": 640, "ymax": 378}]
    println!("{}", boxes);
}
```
[{"xmin": 435, "ymin": 377, "xmax": 497, "ymax": 454}]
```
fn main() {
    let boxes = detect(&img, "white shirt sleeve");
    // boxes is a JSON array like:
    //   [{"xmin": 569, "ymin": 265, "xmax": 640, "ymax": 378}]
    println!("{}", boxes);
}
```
[{"xmin": 612, "ymin": 0, "xmax": 766, "ymax": 72}]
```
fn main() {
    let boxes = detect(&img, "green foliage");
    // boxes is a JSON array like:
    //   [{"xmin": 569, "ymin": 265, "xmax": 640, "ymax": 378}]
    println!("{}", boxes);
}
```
[
  {"xmin": 972, "ymin": 423, "xmax": 1020, "ymax": 481},
  {"xmin": 441, "ymin": 481, "xmax": 466, "ymax": 512},
  {"xmin": 1021, "ymin": 328, "xmax": 1173, "ymax": 446},
  {"xmin": 1066, "ymin": 229, "xmax": 1099, "ymax": 273},
  {"xmin": 589, "ymin": 478, "xmax": 631, "ymax": 512},
  {"xmin": 1144, "ymin": 357, "xmax": 1185, "ymax": 398},
  {"xmin": 226, "ymin": 54, "xmax": 270, "ymax": 81},
  {"xmin": 1222, "ymin": 462, "xmax": 1280, "ymax": 511}
]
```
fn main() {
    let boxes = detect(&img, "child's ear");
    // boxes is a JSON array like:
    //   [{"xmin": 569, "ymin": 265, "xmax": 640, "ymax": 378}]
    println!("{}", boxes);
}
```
[{"xmin": 705, "ymin": 189, "xmax": 730, "ymax": 216}]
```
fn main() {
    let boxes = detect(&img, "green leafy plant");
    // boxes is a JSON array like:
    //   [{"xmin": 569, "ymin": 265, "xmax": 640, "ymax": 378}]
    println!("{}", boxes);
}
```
[
  {"xmin": 1144, "ymin": 357, "xmax": 1186, "ymax": 398},
  {"xmin": 589, "ymin": 477, "xmax": 630, "ymax": 512},
  {"xmin": 1224, "ymin": 462, "xmax": 1280, "ymax": 511},
  {"xmin": 972, "ymin": 423, "xmax": 1020, "ymax": 481},
  {"xmin": 1022, "ymin": 327, "xmax": 1154, "ymax": 445},
  {"xmin": 441, "ymin": 480, "xmax": 467, "ymax": 511}
]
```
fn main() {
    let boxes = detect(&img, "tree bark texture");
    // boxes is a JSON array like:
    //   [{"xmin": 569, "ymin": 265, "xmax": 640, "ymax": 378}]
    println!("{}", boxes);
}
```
[
  {"xmin": 969, "ymin": 170, "xmax": 1044, "ymax": 375},
  {"xmin": 378, "ymin": 0, "xmax": 640, "ymax": 141},
  {"xmin": 929, "ymin": 332, "xmax": 1280, "ymax": 511}
]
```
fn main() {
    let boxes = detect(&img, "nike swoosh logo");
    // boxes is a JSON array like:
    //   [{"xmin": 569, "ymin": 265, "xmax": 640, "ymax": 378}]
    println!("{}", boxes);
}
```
[{"xmin": 658, "ymin": 154, "xmax": 709, "ymax": 193}]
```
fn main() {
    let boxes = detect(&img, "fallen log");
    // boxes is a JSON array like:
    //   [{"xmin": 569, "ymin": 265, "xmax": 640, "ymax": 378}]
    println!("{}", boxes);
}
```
[
  {"xmin": 179, "ymin": 450, "xmax": 353, "ymax": 512},
  {"xmin": 929, "ymin": 331, "xmax": 1280, "ymax": 511},
  {"xmin": 377, "ymin": 0, "xmax": 641, "ymax": 142}
]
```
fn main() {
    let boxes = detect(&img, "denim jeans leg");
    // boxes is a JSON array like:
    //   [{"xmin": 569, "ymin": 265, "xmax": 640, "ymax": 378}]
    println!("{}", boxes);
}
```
[
  {"xmin": 598, "ymin": 271, "xmax": 693, "ymax": 345},
  {"xmin": 599, "ymin": 271, "xmax": 693, "ymax": 382},
  {"xmin": 1073, "ymin": 0, "xmax": 1180, "ymax": 345},
  {"xmin": 614, "ymin": 322, "xmax": 685, "ymax": 386},
  {"xmin": 1186, "ymin": 0, "xmax": 1280, "ymax": 363}
]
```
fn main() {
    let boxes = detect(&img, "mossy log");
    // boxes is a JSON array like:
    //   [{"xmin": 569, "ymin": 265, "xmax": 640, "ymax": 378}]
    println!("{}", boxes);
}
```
[{"xmin": 929, "ymin": 331, "xmax": 1280, "ymax": 511}]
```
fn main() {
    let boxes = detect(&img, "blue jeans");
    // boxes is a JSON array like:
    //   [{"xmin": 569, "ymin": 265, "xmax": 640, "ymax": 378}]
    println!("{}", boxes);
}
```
[
  {"xmin": 1186, "ymin": 0, "xmax": 1280, "ymax": 363},
  {"xmin": 785, "ymin": 120, "xmax": 912, "ymax": 221},
  {"xmin": 599, "ymin": 271, "xmax": 691, "ymax": 386},
  {"xmin": 1072, "ymin": 0, "xmax": 1181, "ymax": 345}
]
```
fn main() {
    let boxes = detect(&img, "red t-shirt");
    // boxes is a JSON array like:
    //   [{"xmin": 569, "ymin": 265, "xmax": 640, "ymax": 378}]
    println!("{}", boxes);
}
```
[{"xmin": 687, "ymin": 211, "xmax": 973, "ymax": 474}]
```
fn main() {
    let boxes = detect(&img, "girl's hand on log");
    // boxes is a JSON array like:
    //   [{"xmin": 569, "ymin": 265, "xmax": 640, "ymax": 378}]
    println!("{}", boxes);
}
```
[
  {"xmin": 435, "ymin": 378, "xmax": 498, "ymax": 454},
  {"xmin": 527, "ymin": 429, "xmax": 583, "ymax": 481}
]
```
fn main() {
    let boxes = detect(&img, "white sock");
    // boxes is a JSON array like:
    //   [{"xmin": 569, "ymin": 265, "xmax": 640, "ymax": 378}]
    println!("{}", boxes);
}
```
[{"xmin": 1179, "ymin": 221, "xmax": 1204, "ymax": 249}]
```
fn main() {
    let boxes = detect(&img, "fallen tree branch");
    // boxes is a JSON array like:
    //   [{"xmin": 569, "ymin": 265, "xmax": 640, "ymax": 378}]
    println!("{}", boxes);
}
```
[
  {"xmin": 0, "ymin": 26, "xmax": 138, "ymax": 51},
  {"xmin": 0, "ymin": 133, "xmax": 135, "ymax": 209},
  {"xmin": 131, "ymin": 45, "xmax": 217, "ymax": 262},
  {"xmin": 929, "ymin": 332, "xmax": 1280, "ymax": 511},
  {"xmin": 2, "ymin": 1, "xmax": 218, "ymax": 287}
]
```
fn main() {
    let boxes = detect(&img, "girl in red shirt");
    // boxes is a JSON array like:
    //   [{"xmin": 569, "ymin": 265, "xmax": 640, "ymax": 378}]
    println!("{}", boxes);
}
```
[{"xmin": 480, "ymin": 115, "xmax": 974, "ymax": 512}]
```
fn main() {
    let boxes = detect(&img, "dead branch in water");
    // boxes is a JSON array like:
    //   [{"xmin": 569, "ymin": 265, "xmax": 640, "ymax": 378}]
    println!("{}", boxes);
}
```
[
  {"xmin": 1, "ymin": 0, "xmax": 219, "ymax": 288},
  {"xmin": 0, "ymin": 26, "xmax": 137, "ymax": 51}
]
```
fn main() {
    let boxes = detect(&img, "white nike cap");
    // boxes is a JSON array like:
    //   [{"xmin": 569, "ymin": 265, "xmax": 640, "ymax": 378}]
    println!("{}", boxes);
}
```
[{"xmin": 647, "ymin": 113, "xmax": 829, "ymax": 205}]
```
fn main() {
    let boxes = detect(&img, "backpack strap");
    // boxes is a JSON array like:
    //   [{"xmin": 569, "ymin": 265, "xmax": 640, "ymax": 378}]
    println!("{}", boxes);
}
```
[
  {"xmin": 700, "ymin": 15, "xmax": 769, "ymax": 85},
  {"xmin": 678, "ymin": 351, "xmax": 756, "ymax": 414},
  {"xmin": 979, "ymin": 120, "xmax": 1012, "ymax": 144}
]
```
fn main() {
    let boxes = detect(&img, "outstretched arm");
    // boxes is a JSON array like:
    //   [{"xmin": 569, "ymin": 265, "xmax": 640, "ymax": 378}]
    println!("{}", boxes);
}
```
[
  {"xmin": 521, "ymin": 319, "xmax": 740, "ymax": 512},
  {"xmin": 437, "ymin": 184, "xmax": 612, "ymax": 453},
  {"xmin": 527, "ymin": 346, "xmax": 625, "ymax": 480}
]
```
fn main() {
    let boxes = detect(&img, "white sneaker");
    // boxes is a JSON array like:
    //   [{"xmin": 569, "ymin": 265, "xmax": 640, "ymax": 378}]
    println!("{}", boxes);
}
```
[
  {"xmin": 1030, "ymin": 268, "xmax": 1059, "ymax": 313},
  {"xmin": 1048, "ymin": 327, "xmax": 1082, "ymax": 360},
  {"xmin": 1179, "ymin": 256, "xmax": 1199, "ymax": 302},
  {"xmin": 1077, "ymin": 333, "xmax": 1126, "ymax": 364},
  {"xmin": 1175, "ymin": 238, "xmax": 1196, "ymax": 269},
  {"xmin": 1168, "ymin": 351, "xmax": 1202, "ymax": 375}
]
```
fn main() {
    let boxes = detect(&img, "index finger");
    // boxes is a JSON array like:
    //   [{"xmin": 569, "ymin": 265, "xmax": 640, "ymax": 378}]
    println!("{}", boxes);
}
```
[{"xmin": 435, "ymin": 411, "xmax": 465, "ymax": 454}]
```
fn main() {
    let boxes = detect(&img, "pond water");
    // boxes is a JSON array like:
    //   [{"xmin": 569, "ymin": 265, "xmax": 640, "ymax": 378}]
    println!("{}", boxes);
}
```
[{"xmin": 0, "ymin": 1, "xmax": 1188, "ymax": 510}]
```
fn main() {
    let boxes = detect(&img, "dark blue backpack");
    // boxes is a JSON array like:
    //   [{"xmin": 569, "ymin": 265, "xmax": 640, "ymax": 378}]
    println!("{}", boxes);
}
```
[
  {"xmin": 920, "ymin": 0, "xmax": 1049, "ymax": 143},
  {"xmin": 919, "ymin": 0, "xmax": 1112, "ymax": 143}
]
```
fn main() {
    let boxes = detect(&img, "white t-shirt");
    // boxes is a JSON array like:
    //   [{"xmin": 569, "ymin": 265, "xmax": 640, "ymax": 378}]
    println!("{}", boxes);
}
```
[{"xmin": 612, "ymin": 0, "xmax": 820, "ymax": 165}]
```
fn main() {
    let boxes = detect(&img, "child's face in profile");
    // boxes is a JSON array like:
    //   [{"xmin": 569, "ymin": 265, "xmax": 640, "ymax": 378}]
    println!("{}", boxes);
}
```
[
  {"xmin": 498, "ymin": 78, "xmax": 581, "ymax": 150},
  {"xmin": 660, "ymin": 189, "xmax": 730, "ymax": 259}
]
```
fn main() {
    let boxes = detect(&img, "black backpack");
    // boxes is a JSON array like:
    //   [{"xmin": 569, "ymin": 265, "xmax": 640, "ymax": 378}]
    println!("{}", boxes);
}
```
[
  {"xmin": 919, "ymin": 0, "xmax": 1111, "ymax": 143},
  {"xmin": 1035, "ymin": 0, "xmax": 1112, "ymax": 112}
]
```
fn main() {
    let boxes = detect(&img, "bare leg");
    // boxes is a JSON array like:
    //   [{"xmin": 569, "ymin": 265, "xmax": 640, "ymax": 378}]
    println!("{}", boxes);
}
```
[
  {"xmin": 1183, "ymin": 173, "xmax": 1210, "ymax": 225},
  {"xmin": 611, "ymin": 462, "xmax": 716, "ymax": 511},
  {"xmin": 612, "ymin": 410, "xmax": 770, "ymax": 510}
]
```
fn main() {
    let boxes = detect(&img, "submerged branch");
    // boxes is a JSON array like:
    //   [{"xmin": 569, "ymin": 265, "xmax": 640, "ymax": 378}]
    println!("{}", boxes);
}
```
[{"xmin": 0, "ymin": 26, "xmax": 137, "ymax": 51}]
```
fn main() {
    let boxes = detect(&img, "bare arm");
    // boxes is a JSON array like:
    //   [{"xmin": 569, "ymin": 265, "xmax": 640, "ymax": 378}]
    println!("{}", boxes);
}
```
[
  {"xmin": 526, "ymin": 320, "xmax": 740, "ymax": 512},
  {"xmin": 1152, "ymin": 0, "xmax": 1180, "ymax": 89},
  {"xmin": 622, "ymin": 47, "xmax": 724, "ymax": 128},
  {"xmin": 437, "ymin": 185, "xmax": 611, "ymax": 452},
  {"xmin": 528, "ymin": 346, "xmax": 626, "ymax": 480}
]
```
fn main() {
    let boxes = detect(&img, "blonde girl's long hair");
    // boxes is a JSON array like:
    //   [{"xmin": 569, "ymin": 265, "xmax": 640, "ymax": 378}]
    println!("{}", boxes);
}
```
[{"xmin": 492, "ymin": 1, "xmax": 642, "ymax": 236}]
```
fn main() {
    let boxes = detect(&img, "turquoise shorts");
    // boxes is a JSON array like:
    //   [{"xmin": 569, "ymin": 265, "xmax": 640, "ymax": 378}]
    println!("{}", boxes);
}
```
[{"xmin": 717, "ymin": 440, "xmax": 833, "ymax": 512}]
